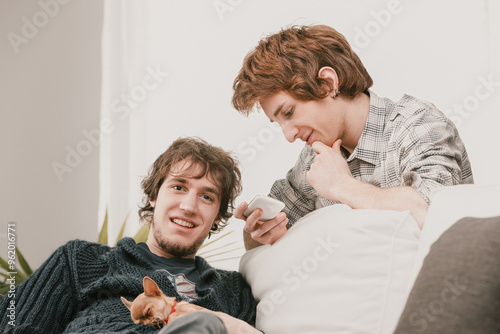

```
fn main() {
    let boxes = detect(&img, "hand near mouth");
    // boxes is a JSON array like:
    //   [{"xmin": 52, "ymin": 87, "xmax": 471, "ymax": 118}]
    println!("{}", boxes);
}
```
[{"xmin": 306, "ymin": 139, "xmax": 353, "ymax": 202}]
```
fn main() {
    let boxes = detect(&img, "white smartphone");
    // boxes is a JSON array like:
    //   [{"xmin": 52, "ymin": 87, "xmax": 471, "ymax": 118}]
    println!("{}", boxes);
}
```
[{"xmin": 243, "ymin": 195, "xmax": 285, "ymax": 220}]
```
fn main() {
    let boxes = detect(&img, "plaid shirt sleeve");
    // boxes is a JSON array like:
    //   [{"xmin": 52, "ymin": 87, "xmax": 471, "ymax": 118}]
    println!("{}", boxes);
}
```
[
  {"xmin": 268, "ymin": 145, "xmax": 315, "ymax": 226},
  {"xmin": 393, "ymin": 101, "xmax": 474, "ymax": 203}
]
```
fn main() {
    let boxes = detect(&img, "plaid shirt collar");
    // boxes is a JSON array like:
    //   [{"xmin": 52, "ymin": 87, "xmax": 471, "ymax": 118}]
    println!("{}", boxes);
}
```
[{"xmin": 345, "ymin": 90, "xmax": 393, "ymax": 165}]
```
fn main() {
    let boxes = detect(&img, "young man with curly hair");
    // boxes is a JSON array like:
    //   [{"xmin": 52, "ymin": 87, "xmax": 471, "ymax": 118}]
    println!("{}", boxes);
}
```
[
  {"xmin": 232, "ymin": 24, "xmax": 473, "ymax": 250},
  {"xmin": 0, "ymin": 137, "xmax": 258, "ymax": 334}
]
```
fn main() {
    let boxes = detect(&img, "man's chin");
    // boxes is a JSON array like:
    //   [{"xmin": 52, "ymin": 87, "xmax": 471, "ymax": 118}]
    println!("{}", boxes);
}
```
[
  {"xmin": 157, "ymin": 236, "xmax": 199, "ymax": 257},
  {"xmin": 162, "ymin": 243, "xmax": 197, "ymax": 258},
  {"xmin": 151, "ymin": 218, "xmax": 208, "ymax": 257},
  {"xmin": 155, "ymin": 231, "xmax": 202, "ymax": 258}
]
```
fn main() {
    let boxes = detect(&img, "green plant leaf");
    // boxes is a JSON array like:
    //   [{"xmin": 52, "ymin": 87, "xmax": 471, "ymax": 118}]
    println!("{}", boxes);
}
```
[
  {"xmin": 115, "ymin": 212, "xmax": 130, "ymax": 246},
  {"xmin": 16, "ymin": 247, "xmax": 33, "ymax": 277},
  {"xmin": 0, "ymin": 256, "xmax": 10, "ymax": 273},
  {"xmin": 0, "ymin": 283, "xmax": 10, "ymax": 296},
  {"xmin": 98, "ymin": 208, "xmax": 109, "ymax": 245},
  {"xmin": 134, "ymin": 224, "xmax": 149, "ymax": 243},
  {"xmin": 0, "ymin": 256, "xmax": 27, "ymax": 283},
  {"xmin": 0, "ymin": 269, "xmax": 27, "ymax": 284},
  {"xmin": 15, "ymin": 272, "xmax": 27, "ymax": 283}
]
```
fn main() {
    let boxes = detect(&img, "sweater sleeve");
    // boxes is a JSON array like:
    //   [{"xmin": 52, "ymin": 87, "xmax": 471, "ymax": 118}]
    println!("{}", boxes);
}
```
[
  {"xmin": 193, "ymin": 258, "xmax": 257, "ymax": 328},
  {"xmin": 0, "ymin": 243, "xmax": 77, "ymax": 334},
  {"xmin": 234, "ymin": 272, "xmax": 257, "ymax": 327}
]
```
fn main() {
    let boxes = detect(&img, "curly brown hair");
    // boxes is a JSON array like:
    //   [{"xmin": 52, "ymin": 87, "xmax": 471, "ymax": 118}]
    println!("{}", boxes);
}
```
[
  {"xmin": 139, "ymin": 137, "xmax": 242, "ymax": 235},
  {"xmin": 232, "ymin": 24, "xmax": 373, "ymax": 115}
]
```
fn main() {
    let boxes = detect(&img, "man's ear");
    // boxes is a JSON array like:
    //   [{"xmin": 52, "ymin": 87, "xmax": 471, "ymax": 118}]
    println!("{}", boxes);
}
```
[
  {"xmin": 318, "ymin": 66, "xmax": 340, "ymax": 93},
  {"xmin": 150, "ymin": 199, "xmax": 156, "ymax": 208},
  {"xmin": 210, "ymin": 215, "xmax": 222, "ymax": 232},
  {"xmin": 214, "ymin": 214, "xmax": 222, "ymax": 226}
]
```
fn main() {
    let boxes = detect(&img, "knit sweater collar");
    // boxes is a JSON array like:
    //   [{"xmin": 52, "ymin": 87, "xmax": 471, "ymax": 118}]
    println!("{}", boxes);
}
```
[{"xmin": 117, "ymin": 237, "xmax": 215, "ymax": 271}]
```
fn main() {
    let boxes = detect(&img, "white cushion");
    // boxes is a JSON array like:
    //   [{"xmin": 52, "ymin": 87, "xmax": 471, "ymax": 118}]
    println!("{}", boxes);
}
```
[
  {"xmin": 239, "ymin": 204, "xmax": 420, "ymax": 334},
  {"xmin": 407, "ymin": 183, "xmax": 500, "ymax": 290}
]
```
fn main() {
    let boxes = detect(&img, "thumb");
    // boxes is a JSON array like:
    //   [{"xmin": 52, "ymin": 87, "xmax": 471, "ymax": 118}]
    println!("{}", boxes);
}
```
[
  {"xmin": 332, "ymin": 139, "xmax": 342, "ymax": 153},
  {"xmin": 311, "ymin": 141, "xmax": 328, "ymax": 154}
]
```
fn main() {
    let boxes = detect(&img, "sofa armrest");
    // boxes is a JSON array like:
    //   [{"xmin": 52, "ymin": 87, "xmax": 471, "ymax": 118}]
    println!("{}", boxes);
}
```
[{"xmin": 408, "ymin": 183, "xmax": 500, "ymax": 291}]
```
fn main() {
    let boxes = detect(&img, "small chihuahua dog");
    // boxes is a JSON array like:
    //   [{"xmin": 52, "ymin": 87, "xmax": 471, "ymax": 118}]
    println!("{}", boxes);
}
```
[{"xmin": 121, "ymin": 276, "xmax": 205, "ymax": 329}]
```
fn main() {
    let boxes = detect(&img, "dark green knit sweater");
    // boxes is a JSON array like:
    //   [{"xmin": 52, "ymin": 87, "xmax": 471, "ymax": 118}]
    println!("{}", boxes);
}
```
[{"xmin": 0, "ymin": 237, "xmax": 256, "ymax": 333}]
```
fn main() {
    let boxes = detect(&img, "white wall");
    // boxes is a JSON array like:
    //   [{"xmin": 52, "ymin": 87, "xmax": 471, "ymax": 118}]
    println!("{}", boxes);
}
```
[{"xmin": 0, "ymin": 1, "xmax": 103, "ymax": 269}]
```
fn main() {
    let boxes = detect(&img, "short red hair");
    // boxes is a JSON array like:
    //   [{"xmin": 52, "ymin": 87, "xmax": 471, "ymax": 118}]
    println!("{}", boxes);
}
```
[{"xmin": 232, "ymin": 25, "xmax": 373, "ymax": 115}]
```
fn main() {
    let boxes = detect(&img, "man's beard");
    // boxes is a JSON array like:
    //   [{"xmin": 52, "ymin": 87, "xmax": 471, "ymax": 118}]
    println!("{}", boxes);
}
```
[{"xmin": 151, "ymin": 218, "xmax": 207, "ymax": 258}]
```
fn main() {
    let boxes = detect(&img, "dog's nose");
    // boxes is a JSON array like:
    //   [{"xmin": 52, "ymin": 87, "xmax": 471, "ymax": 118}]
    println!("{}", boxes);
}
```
[{"xmin": 152, "ymin": 317, "xmax": 164, "ymax": 329}]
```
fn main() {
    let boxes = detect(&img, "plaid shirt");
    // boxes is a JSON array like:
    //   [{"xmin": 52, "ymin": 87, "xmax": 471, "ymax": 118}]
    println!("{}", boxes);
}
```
[{"xmin": 269, "ymin": 91, "xmax": 474, "ymax": 226}]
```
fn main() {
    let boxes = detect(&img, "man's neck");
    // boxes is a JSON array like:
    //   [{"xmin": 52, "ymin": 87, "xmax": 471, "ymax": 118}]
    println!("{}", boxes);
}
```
[
  {"xmin": 340, "ymin": 92, "xmax": 371, "ymax": 154},
  {"xmin": 145, "ymin": 240, "xmax": 196, "ymax": 260}
]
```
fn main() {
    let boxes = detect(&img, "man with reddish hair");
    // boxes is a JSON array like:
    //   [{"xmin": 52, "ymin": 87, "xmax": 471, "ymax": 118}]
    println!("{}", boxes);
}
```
[{"xmin": 232, "ymin": 24, "xmax": 473, "ymax": 250}]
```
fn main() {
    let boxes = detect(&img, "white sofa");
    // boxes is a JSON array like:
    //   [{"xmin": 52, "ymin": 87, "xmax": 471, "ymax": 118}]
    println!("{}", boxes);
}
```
[{"xmin": 239, "ymin": 184, "xmax": 500, "ymax": 334}]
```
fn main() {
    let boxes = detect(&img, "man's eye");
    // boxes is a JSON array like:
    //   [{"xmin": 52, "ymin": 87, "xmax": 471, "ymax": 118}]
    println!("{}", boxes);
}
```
[
  {"xmin": 172, "ymin": 185, "xmax": 183, "ymax": 191},
  {"xmin": 284, "ymin": 107, "xmax": 294, "ymax": 118},
  {"xmin": 202, "ymin": 194, "xmax": 214, "ymax": 202}
]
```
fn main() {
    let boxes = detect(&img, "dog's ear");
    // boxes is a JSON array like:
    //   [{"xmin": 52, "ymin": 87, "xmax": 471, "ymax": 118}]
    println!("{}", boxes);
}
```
[
  {"xmin": 121, "ymin": 296, "xmax": 133, "ymax": 311},
  {"xmin": 143, "ymin": 276, "xmax": 162, "ymax": 297}
]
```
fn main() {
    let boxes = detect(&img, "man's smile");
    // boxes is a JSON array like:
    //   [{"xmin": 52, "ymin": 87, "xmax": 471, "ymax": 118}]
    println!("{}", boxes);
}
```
[{"xmin": 171, "ymin": 218, "xmax": 195, "ymax": 229}]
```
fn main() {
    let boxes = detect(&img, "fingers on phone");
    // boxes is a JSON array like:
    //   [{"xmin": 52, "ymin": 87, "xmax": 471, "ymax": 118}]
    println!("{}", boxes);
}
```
[
  {"xmin": 234, "ymin": 202, "xmax": 249, "ymax": 219},
  {"xmin": 246, "ymin": 216, "xmax": 272, "ymax": 239},
  {"xmin": 248, "ymin": 208, "xmax": 263, "ymax": 221},
  {"xmin": 243, "ymin": 210, "xmax": 263, "ymax": 233},
  {"xmin": 247, "ymin": 214, "xmax": 288, "ymax": 245},
  {"xmin": 275, "ymin": 212, "xmax": 286, "ymax": 222},
  {"xmin": 263, "ymin": 221, "xmax": 288, "ymax": 245}
]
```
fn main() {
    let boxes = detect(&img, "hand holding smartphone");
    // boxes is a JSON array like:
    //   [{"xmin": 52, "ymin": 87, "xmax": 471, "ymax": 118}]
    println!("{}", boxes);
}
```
[{"xmin": 243, "ymin": 195, "xmax": 285, "ymax": 221}]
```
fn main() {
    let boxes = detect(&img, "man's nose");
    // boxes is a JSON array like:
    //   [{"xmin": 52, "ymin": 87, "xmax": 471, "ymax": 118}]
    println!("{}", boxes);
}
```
[
  {"xmin": 282, "ymin": 123, "xmax": 298, "ymax": 143},
  {"xmin": 179, "ymin": 193, "xmax": 197, "ymax": 214}
]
